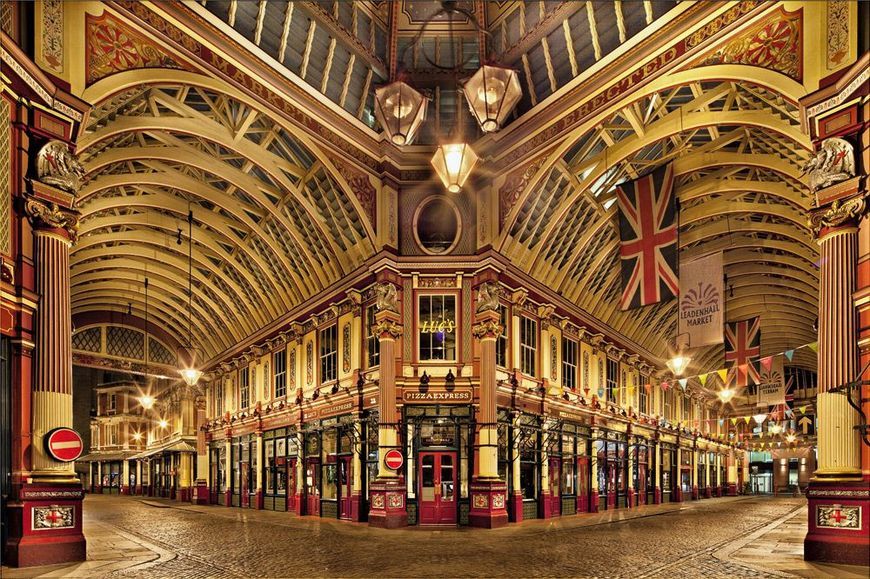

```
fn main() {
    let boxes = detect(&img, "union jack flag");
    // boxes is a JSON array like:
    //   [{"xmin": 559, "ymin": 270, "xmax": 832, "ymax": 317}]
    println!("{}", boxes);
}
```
[
  {"xmin": 725, "ymin": 317, "xmax": 761, "ymax": 389},
  {"xmin": 616, "ymin": 164, "xmax": 678, "ymax": 310}
]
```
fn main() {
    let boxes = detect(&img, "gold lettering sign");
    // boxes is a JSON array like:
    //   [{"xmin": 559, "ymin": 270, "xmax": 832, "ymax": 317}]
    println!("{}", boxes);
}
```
[
  {"xmin": 419, "ymin": 319, "xmax": 456, "ymax": 333},
  {"xmin": 402, "ymin": 388, "xmax": 472, "ymax": 404}
]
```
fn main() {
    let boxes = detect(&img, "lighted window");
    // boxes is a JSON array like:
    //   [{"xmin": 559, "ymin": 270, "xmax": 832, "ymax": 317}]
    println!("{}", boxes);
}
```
[
  {"xmin": 418, "ymin": 295, "xmax": 457, "ymax": 361},
  {"xmin": 562, "ymin": 337, "xmax": 577, "ymax": 390},
  {"xmin": 639, "ymin": 374, "xmax": 649, "ymax": 415},
  {"xmin": 240, "ymin": 366, "xmax": 250, "ymax": 409},
  {"xmin": 520, "ymin": 316, "xmax": 537, "ymax": 376},
  {"xmin": 274, "ymin": 349, "xmax": 287, "ymax": 399},
  {"xmin": 366, "ymin": 305, "xmax": 380, "ymax": 368},
  {"xmin": 110, "ymin": 394, "xmax": 116, "ymax": 412},
  {"xmin": 320, "ymin": 325, "xmax": 338, "ymax": 384},
  {"xmin": 606, "ymin": 358, "xmax": 618, "ymax": 403},
  {"xmin": 496, "ymin": 304, "xmax": 509, "ymax": 368}
]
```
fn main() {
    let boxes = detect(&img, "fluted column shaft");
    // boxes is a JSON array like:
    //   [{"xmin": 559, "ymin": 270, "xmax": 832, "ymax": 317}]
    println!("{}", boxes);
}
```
[
  {"xmin": 815, "ymin": 226, "xmax": 861, "ymax": 477},
  {"xmin": 473, "ymin": 309, "xmax": 500, "ymax": 479},
  {"xmin": 31, "ymin": 229, "xmax": 75, "ymax": 477},
  {"xmin": 375, "ymin": 310, "xmax": 401, "ymax": 478}
]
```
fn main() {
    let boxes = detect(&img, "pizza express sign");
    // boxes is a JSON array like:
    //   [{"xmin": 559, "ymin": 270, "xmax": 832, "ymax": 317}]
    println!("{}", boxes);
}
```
[{"xmin": 403, "ymin": 388, "xmax": 472, "ymax": 403}]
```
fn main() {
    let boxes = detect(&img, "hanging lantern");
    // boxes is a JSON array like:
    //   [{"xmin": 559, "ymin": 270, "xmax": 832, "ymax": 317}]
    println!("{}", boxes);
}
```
[
  {"xmin": 374, "ymin": 81, "xmax": 428, "ymax": 146},
  {"xmin": 180, "ymin": 367, "xmax": 202, "ymax": 387},
  {"xmin": 463, "ymin": 65, "xmax": 522, "ymax": 133},
  {"xmin": 666, "ymin": 354, "xmax": 691, "ymax": 376},
  {"xmin": 431, "ymin": 143, "xmax": 479, "ymax": 193}
]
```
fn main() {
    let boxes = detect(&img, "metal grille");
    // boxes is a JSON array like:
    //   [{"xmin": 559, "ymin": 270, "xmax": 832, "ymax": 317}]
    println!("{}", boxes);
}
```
[
  {"xmin": 0, "ymin": 2, "xmax": 12, "ymax": 38},
  {"xmin": 106, "ymin": 326, "xmax": 145, "ymax": 359},
  {"xmin": 0, "ymin": 98, "xmax": 10, "ymax": 255},
  {"xmin": 72, "ymin": 327, "xmax": 102, "ymax": 353},
  {"xmin": 148, "ymin": 338, "xmax": 176, "ymax": 366}
]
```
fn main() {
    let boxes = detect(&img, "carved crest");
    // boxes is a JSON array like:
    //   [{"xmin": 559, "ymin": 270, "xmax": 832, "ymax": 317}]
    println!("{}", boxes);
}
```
[
  {"xmin": 475, "ymin": 282, "xmax": 501, "ymax": 314},
  {"xmin": 802, "ymin": 137, "xmax": 855, "ymax": 191},
  {"xmin": 374, "ymin": 282, "xmax": 398, "ymax": 313},
  {"xmin": 36, "ymin": 140, "xmax": 85, "ymax": 194}
]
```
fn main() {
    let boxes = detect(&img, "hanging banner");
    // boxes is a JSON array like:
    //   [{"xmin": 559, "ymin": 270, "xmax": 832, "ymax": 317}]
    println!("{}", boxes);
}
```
[
  {"xmin": 678, "ymin": 252, "xmax": 724, "ymax": 347},
  {"xmin": 616, "ymin": 164, "xmax": 678, "ymax": 310},
  {"xmin": 757, "ymin": 356, "xmax": 786, "ymax": 407},
  {"xmin": 725, "ymin": 317, "xmax": 761, "ymax": 388}
]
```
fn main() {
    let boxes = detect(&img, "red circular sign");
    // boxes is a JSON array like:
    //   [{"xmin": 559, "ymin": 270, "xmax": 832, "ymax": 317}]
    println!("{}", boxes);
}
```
[
  {"xmin": 384, "ymin": 449, "xmax": 404, "ymax": 470},
  {"xmin": 45, "ymin": 428, "xmax": 83, "ymax": 462}
]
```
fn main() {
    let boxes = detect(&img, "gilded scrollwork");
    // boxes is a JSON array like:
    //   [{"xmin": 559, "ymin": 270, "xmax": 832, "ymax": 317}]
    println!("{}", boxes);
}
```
[
  {"xmin": 808, "ymin": 196, "xmax": 866, "ymax": 234},
  {"xmin": 24, "ymin": 197, "xmax": 79, "ymax": 241},
  {"xmin": 471, "ymin": 319, "xmax": 502, "ymax": 340},
  {"xmin": 374, "ymin": 318, "xmax": 403, "ymax": 340}
]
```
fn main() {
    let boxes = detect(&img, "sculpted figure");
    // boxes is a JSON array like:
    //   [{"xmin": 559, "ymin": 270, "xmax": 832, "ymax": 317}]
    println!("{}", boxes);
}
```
[
  {"xmin": 802, "ymin": 137, "xmax": 855, "ymax": 191},
  {"xmin": 374, "ymin": 282, "xmax": 398, "ymax": 312},
  {"xmin": 36, "ymin": 140, "xmax": 86, "ymax": 194},
  {"xmin": 475, "ymin": 281, "xmax": 501, "ymax": 313}
]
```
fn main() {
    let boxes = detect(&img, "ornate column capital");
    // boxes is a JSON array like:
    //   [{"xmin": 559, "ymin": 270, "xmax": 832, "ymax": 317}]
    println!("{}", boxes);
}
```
[
  {"xmin": 472, "ymin": 318, "xmax": 502, "ymax": 341},
  {"xmin": 24, "ymin": 197, "xmax": 79, "ymax": 242},
  {"xmin": 374, "ymin": 317, "xmax": 402, "ymax": 340},
  {"xmin": 808, "ymin": 195, "xmax": 866, "ymax": 236}
]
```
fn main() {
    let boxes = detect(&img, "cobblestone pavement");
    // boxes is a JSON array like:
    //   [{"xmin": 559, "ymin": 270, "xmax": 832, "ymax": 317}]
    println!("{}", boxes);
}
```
[{"xmin": 5, "ymin": 494, "xmax": 862, "ymax": 578}]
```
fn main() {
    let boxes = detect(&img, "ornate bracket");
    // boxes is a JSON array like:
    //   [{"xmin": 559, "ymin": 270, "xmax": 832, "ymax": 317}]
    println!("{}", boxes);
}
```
[
  {"xmin": 808, "ymin": 196, "xmax": 866, "ymax": 235},
  {"xmin": 24, "ymin": 197, "xmax": 79, "ymax": 242},
  {"xmin": 472, "ymin": 319, "xmax": 502, "ymax": 340}
]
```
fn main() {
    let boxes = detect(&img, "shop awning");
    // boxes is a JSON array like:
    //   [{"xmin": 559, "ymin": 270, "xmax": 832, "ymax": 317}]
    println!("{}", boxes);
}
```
[
  {"xmin": 130, "ymin": 439, "xmax": 197, "ymax": 460},
  {"xmin": 77, "ymin": 451, "xmax": 135, "ymax": 462}
]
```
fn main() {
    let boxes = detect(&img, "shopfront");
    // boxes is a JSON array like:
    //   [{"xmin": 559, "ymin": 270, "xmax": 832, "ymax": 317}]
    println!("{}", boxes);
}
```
[
  {"xmin": 680, "ymin": 446, "xmax": 693, "ymax": 499},
  {"xmin": 631, "ymin": 438, "xmax": 652, "ymax": 506},
  {"xmin": 660, "ymin": 443, "xmax": 676, "ymax": 503},
  {"xmin": 544, "ymin": 420, "xmax": 590, "ymax": 517},
  {"xmin": 596, "ymin": 431, "xmax": 628, "ymax": 510},
  {"xmin": 719, "ymin": 454, "xmax": 727, "ymax": 496},
  {"xmin": 150, "ymin": 453, "xmax": 178, "ymax": 499},
  {"xmin": 230, "ymin": 434, "xmax": 256, "ymax": 508},
  {"xmin": 209, "ymin": 441, "xmax": 226, "ymax": 505},
  {"xmin": 317, "ymin": 418, "xmax": 357, "ymax": 520},
  {"xmin": 94, "ymin": 461, "xmax": 122, "ymax": 493},
  {"xmin": 262, "ymin": 428, "xmax": 298, "ymax": 512},
  {"xmin": 405, "ymin": 405, "xmax": 473, "ymax": 526},
  {"xmin": 698, "ymin": 451, "xmax": 707, "ymax": 496}
]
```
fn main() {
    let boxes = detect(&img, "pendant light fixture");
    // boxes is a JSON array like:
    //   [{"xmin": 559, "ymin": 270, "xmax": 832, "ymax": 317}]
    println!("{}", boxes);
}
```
[
  {"xmin": 179, "ymin": 204, "xmax": 202, "ymax": 388},
  {"xmin": 380, "ymin": 0, "xmax": 521, "ymax": 192}
]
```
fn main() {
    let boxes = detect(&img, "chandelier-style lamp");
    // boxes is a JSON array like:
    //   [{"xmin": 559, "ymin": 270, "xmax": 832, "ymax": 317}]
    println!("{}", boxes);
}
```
[
  {"xmin": 179, "ymin": 205, "xmax": 202, "ymax": 388},
  {"xmin": 463, "ymin": 65, "xmax": 522, "ymax": 133},
  {"xmin": 717, "ymin": 388, "xmax": 735, "ymax": 403},
  {"xmin": 431, "ymin": 142, "xmax": 479, "ymax": 193},
  {"xmin": 666, "ymin": 354, "xmax": 691, "ymax": 376},
  {"xmin": 374, "ymin": 81, "xmax": 428, "ymax": 146}
]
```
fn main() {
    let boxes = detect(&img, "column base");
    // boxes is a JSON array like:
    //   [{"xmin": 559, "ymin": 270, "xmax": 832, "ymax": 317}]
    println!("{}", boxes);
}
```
[
  {"xmin": 178, "ymin": 487, "xmax": 192, "ymax": 502},
  {"xmin": 727, "ymin": 483, "xmax": 738, "ymax": 496},
  {"xmin": 704, "ymin": 486, "xmax": 712, "ymax": 499},
  {"xmin": 540, "ymin": 491, "xmax": 554, "ymax": 519},
  {"xmin": 348, "ymin": 492, "xmax": 362, "ymax": 521},
  {"xmin": 120, "ymin": 485, "xmax": 130, "ymax": 495},
  {"xmin": 674, "ymin": 487, "xmax": 683, "ymax": 502},
  {"xmin": 254, "ymin": 490, "xmax": 264, "ymax": 510},
  {"xmin": 134, "ymin": 485, "xmax": 143, "ymax": 496},
  {"xmin": 692, "ymin": 486, "xmax": 699, "ymax": 500},
  {"xmin": 654, "ymin": 487, "xmax": 661, "ymax": 504},
  {"xmin": 804, "ymin": 479, "xmax": 870, "ymax": 567},
  {"xmin": 576, "ymin": 493, "xmax": 589, "ymax": 513},
  {"xmin": 468, "ymin": 479, "xmax": 508, "ymax": 528},
  {"xmin": 4, "ymin": 482, "xmax": 87, "ymax": 568},
  {"xmin": 224, "ymin": 489, "xmax": 232, "ymax": 507},
  {"xmin": 510, "ymin": 492, "xmax": 524, "ymax": 522},
  {"xmin": 192, "ymin": 480, "xmax": 209, "ymax": 505},
  {"xmin": 589, "ymin": 489, "xmax": 600, "ymax": 513},
  {"xmin": 368, "ymin": 477, "xmax": 407, "ymax": 528}
]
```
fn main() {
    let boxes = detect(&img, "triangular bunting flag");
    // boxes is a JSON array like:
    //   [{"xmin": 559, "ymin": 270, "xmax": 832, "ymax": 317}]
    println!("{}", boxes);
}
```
[
  {"xmin": 661, "ymin": 381, "xmax": 670, "ymax": 390},
  {"xmin": 717, "ymin": 369, "xmax": 728, "ymax": 383},
  {"xmin": 678, "ymin": 378, "xmax": 688, "ymax": 390},
  {"xmin": 798, "ymin": 405, "xmax": 807, "ymax": 414},
  {"xmin": 744, "ymin": 416, "xmax": 751, "ymax": 424},
  {"xmin": 699, "ymin": 373, "xmax": 709, "ymax": 386},
  {"xmin": 760, "ymin": 356, "xmax": 773, "ymax": 372},
  {"xmin": 784, "ymin": 349, "xmax": 794, "ymax": 362},
  {"xmin": 808, "ymin": 342, "xmax": 818, "ymax": 353},
  {"xmin": 730, "ymin": 417, "xmax": 738, "ymax": 425}
]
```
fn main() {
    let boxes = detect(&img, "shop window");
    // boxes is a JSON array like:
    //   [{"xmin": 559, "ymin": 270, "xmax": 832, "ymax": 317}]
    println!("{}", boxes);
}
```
[
  {"xmin": 496, "ymin": 304, "xmax": 509, "ymax": 368},
  {"xmin": 322, "ymin": 430, "xmax": 338, "ymax": 500},
  {"xmin": 320, "ymin": 325, "xmax": 338, "ymax": 384},
  {"xmin": 518, "ymin": 417, "xmax": 539, "ymax": 500},
  {"xmin": 366, "ymin": 305, "xmax": 380, "ymax": 368},
  {"xmin": 274, "ymin": 349, "xmax": 287, "ymax": 399},
  {"xmin": 240, "ymin": 366, "xmax": 250, "ymax": 409},
  {"xmin": 366, "ymin": 418, "xmax": 379, "ymax": 500},
  {"xmin": 109, "ymin": 394, "xmax": 116, "ymax": 413},
  {"xmin": 682, "ymin": 395, "xmax": 690, "ymax": 421},
  {"xmin": 520, "ymin": 316, "xmax": 537, "ymax": 376},
  {"xmin": 606, "ymin": 358, "xmax": 618, "ymax": 404},
  {"xmin": 418, "ymin": 294, "xmax": 457, "ymax": 361},
  {"xmin": 562, "ymin": 337, "xmax": 577, "ymax": 390},
  {"xmin": 639, "ymin": 374, "xmax": 649, "ymax": 415}
]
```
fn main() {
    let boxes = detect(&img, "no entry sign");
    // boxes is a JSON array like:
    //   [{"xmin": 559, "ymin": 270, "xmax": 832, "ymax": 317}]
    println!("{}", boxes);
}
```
[
  {"xmin": 45, "ymin": 428, "xmax": 84, "ymax": 462},
  {"xmin": 384, "ymin": 449, "xmax": 404, "ymax": 470}
]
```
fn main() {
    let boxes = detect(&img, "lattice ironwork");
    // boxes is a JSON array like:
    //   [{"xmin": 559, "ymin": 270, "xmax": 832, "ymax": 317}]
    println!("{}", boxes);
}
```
[
  {"xmin": 0, "ymin": 98, "xmax": 10, "ymax": 256},
  {"xmin": 106, "ymin": 326, "xmax": 145, "ymax": 360},
  {"xmin": 72, "ymin": 327, "xmax": 102, "ymax": 353},
  {"xmin": 148, "ymin": 337, "xmax": 176, "ymax": 366}
]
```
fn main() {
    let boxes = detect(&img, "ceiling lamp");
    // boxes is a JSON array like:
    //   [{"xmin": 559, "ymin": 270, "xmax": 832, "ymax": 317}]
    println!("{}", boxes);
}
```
[
  {"xmin": 786, "ymin": 433, "xmax": 796, "ymax": 443},
  {"xmin": 159, "ymin": 419, "xmax": 169, "ymax": 429},
  {"xmin": 138, "ymin": 395, "xmax": 155, "ymax": 410},
  {"xmin": 753, "ymin": 413, "xmax": 767, "ymax": 425},
  {"xmin": 431, "ymin": 143, "xmax": 479, "ymax": 194},
  {"xmin": 666, "ymin": 355, "xmax": 691, "ymax": 376},
  {"xmin": 717, "ymin": 388, "xmax": 735, "ymax": 403},
  {"xmin": 178, "ymin": 205, "xmax": 202, "ymax": 388},
  {"xmin": 374, "ymin": 81, "xmax": 428, "ymax": 146},
  {"xmin": 770, "ymin": 423, "xmax": 782, "ymax": 434},
  {"xmin": 463, "ymin": 65, "xmax": 522, "ymax": 133}
]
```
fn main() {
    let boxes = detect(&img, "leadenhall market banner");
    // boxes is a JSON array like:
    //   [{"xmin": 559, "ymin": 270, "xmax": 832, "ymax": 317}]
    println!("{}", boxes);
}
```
[{"xmin": 678, "ymin": 252, "xmax": 724, "ymax": 347}]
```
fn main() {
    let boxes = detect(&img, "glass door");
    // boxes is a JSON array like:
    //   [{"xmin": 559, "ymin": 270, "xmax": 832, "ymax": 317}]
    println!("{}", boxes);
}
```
[
  {"xmin": 339, "ymin": 456, "xmax": 353, "ymax": 519},
  {"xmin": 286, "ymin": 458, "xmax": 297, "ymax": 512},
  {"xmin": 549, "ymin": 458, "xmax": 561, "ymax": 516},
  {"xmin": 240, "ymin": 461, "xmax": 250, "ymax": 507},
  {"xmin": 577, "ymin": 456, "xmax": 590, "ymax": 512},
  {"xmin": 418, "ymin": 452, "xmax": 457, "ymax": 525}
]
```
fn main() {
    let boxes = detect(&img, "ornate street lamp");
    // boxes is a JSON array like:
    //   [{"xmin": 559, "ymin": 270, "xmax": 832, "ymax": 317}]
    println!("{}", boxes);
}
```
[
  {"xmin": 463, "ymin": 65, "xmax": 522, "ymax": 133},
  {"xmin": 374, "ymin": 81, "xmax": 428, "ymax": 146},
  {"xmin": 431, "ymin": 143, "xmax": 479, "ymax": 193}
]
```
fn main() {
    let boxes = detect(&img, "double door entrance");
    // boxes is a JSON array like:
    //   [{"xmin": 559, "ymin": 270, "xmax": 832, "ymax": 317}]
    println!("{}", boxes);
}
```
[{"xmin": 418, "ymin": 451, "xmax": 457, "ymax": 525}]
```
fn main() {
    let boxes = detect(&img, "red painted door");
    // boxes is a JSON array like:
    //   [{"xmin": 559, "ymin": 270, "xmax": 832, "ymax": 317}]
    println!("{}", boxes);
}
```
[
  {"xmin": 240, "ymin": 462, "xmax": 250, "ymax": 508},
  {"xmin": 549, "ymin": 458, "xmax": 561, "ymax": 516},
  {"xmin": 607, "ymin": 462, "xmax": 617, "ymax": 509},
  {"xmin": 306, "ymin": 459, "xmax": 320, "ymax": 516},
  {"xmin": 286, "ymin": 458, "xmax": 297, "ymax": 512},
  {"xmin": 339, "ymin": 456, "xmax": 353, "ymax": 519},
  {"xmin": 418, "ymin": 452, "xmax": 457, "ymax": 525},
  {"xmin": 577, "ymin": 456, "xmax": 590, "ymax": 512},
  {"xmin": 638, "ymin": 465, "xmax": 647, "ymax": 505}
]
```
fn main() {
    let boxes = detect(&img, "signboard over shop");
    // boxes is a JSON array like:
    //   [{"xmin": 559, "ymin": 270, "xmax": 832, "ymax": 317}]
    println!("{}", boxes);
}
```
[{"xmin": 402, "ymin": 388, "xmax": 473, "ymax": 404}]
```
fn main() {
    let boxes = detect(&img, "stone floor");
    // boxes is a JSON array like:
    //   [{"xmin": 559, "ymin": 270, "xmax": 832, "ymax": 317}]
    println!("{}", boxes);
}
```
[{"xmin": 2, "ymin": 494, "xmax": 867, "ymax": 578}]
